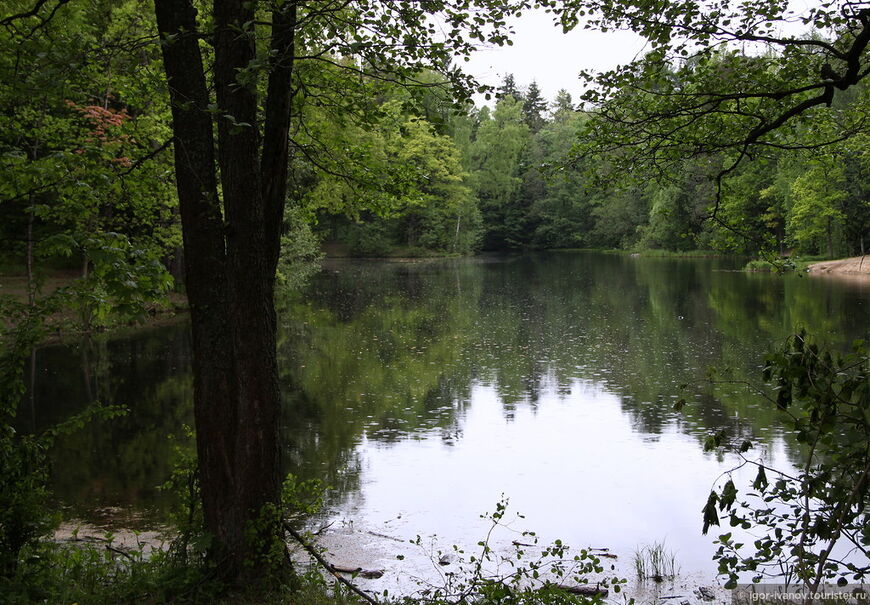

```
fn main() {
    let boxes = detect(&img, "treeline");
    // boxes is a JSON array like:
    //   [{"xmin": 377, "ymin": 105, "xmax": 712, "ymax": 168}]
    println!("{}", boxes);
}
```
[
  {"xmin": 311, "ymin": 77, "xmax": 595, "ymax": 255},
  {"xmin": 2, "ymin": 0, "xmax": 867, "ymax": 291},
  {"xmin": 318, "ymin": 71, "xmax": 868, "ymax": 259}
]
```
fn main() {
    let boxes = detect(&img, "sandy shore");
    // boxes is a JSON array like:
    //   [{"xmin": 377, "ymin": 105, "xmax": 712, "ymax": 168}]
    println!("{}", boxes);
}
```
[{"xmin": 807, "ymin": 256, "xmax": 870, "ymax": 276}]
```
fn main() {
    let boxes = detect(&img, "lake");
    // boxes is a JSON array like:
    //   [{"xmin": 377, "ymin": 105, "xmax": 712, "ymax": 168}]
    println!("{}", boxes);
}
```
[{"xmin": 23, "ymin": 251, "xmax": 870, "ymax": 585}]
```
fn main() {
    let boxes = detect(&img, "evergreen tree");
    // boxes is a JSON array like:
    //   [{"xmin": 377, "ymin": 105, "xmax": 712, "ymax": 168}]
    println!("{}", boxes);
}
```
[
  {"xmin": 552, "ymin": 89, "xmax": 574, "ymax": 114},
  {"xmin": 496, "ymin": 73, "xmax": 523, "ymax": 102},
  {"xmin": 470, "ymin": 97, "xmax": 530, "ymax": 249},
  {"xmin": 528, "ymin": 111, "xmax": 596, "ymax": 248},
  {"xmin": 522, "ymin": 81, "xmax": 547, "ymax": 132}
]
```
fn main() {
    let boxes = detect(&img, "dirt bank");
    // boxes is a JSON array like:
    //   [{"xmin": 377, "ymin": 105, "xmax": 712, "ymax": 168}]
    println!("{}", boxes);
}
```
[{"xmin": 806, "ymin": 256, "xmax": 870, "ymax": 277}]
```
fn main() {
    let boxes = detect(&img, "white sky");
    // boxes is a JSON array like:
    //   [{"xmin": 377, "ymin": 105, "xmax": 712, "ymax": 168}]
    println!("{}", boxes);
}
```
[
  {"xmin": 462, "ymin": 1, "xmax": 820, "ymax": 108},
  {"xmin": 464, "ymin": 9, "xmax": 649, "ymax": 107}
]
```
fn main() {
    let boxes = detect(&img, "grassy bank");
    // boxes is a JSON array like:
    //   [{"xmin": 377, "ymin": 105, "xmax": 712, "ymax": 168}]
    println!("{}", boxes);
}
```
[
  {"xmin": 550, "ymin": 247, "xmax": 738, "ymax": 259},
  {"xmin": 3, "ymin": 543, "xmax": 365, "ymax": 605},
  {"xmin": 743, "ymin": 255, "xmax": 827, "ymax": 273}
]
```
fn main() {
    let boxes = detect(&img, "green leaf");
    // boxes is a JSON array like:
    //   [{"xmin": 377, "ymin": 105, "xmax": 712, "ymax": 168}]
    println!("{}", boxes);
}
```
[
  {"xmin": 752, "ymin": 466, "xmax": 768, "ymax": 491},
  {"xmin": 702, "ymin": 491, "xmax": 720, "ymax": 534},
  {"xmin": 719, "ymin": 480, "xmax": 737, "ymax": 510}
]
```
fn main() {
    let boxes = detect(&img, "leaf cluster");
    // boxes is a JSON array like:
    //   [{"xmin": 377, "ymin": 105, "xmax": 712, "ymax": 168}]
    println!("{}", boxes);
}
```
[
  {"xmin": 701, "ymin": 332, "xmax": 869, "ymax": 589},
  {"xmin": 399, "ymin": 497, "xmax": 628, "ymax": 605},
  {"xmin": 546, "ymin": 0, "xmax": 870, "ymax": 212}
]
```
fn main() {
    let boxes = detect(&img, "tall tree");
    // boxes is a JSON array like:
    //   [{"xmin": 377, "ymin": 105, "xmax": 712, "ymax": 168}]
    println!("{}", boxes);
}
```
[
  {"xmin": 471, "ymin": 96, "xmax": 530, "ymax": 249},
  {"xmin": 528, "ymin": 109, "xmax": 596, "ymax": 248},
  {"xmin": 496, "ymin": 72, "xmax": 523, "ymax": 102},
  {"xmin": 552, "ymin": 88, "xmax": 574, "ymax": 114},
  {"xmin": 787, "ymin": 154, "xmax": 848, "ymax": 258},
  {"xmin": 151, "ymin": 0, "xmax": 535, "ymax": 581},
  {"xmin": 522, "ymin": 80, "xmax": 547, "ymax": 132}
]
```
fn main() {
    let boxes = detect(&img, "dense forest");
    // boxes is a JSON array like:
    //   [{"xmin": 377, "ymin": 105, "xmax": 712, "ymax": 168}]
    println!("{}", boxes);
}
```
[
  {"xmin": 2, "ymin": 1, "xmax": 868, "ymax": 276},
  {"xmin": 323, "ymin": 72, "xmax": 869, "ymax": 258}
]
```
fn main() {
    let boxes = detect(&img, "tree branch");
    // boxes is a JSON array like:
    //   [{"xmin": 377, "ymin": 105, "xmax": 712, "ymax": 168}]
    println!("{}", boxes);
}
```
[{"xmin": 283, "ymin": 521, "xmax": 380, "ymax": 605}]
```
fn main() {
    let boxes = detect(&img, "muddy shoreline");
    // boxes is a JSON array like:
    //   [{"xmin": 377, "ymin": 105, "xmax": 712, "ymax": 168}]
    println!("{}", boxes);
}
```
[{"xmin": 55, "ymin": 517, "xmax": 729, "ymax": 604}]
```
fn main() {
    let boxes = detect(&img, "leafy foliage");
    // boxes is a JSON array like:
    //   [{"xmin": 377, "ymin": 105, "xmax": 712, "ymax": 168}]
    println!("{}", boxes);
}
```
[
  {"xmin": 302, "ymin": 96, "xmax": 479, "ymax": 255},
  {"xmin": 554, "ymin": 0, "xmax": 870, "ymax": 168},
  {"xmin": 400, "ymin": 498, "xmax": 627, "ymax": 605},
  {"xmin": 701, "ymin": 332, "xmax": 869, "ymax": 589}
]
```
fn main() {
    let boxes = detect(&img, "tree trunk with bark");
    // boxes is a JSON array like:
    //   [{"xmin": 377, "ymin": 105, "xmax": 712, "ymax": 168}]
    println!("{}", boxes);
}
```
[{"xmin": 154, "ymin": 0, "xmax": 296, "ymax": 582}]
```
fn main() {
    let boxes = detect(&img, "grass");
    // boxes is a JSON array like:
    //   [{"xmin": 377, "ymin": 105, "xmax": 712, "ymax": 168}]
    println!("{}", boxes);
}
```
[
  {"xmin": 628, "ymin": 248, "xmax": 726, "ymax": 258},
  {"xmin": 633, "ymin": 541, "xmax": 679, "ymax": 582},
  {"xmin": 550, "ymin": 247, "xmax": 736, "ymax": 258},
  {"xmin": 743, "ymin": 255, "xmax": 828, "ymax": 273},
  {"xmin": 2, "ymin": 538, "xmax": 369, "ymax": 605}
]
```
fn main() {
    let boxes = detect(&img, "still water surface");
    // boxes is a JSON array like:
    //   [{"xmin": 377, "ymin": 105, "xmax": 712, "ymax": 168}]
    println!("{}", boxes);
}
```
[{"xmin": 24, "ymin": 252, "xmax": 870, "ymax": 575}]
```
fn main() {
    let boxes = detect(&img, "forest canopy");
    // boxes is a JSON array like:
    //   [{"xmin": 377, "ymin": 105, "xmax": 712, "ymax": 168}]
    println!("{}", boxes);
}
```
[{"xmin": 1, "ymin": 0, "xmax": 868, "ymax": 272}]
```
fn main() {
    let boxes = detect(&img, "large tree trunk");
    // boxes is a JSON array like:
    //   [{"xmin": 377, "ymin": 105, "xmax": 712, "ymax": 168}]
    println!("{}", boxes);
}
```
[
  {"xmin": 212, "ymin": 0, "xmax": 283, "ymax": 575},
  {"xmin": 154, "ymin": 0, "xmax": 295, "ymax": 581}
]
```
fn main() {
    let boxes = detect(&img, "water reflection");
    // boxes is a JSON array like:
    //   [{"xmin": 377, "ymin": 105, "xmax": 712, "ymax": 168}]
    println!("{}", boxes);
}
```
[
  {"xmin": 24, "ymin": 253, "xmax": 870, "ymax": 563},
  {"xmin": 342, "ymin": 382, "xmax": 756, "ymax": 574},
  {"xmin": 21, "ymin": 325, "xmax": 193, "ymax": 523}
]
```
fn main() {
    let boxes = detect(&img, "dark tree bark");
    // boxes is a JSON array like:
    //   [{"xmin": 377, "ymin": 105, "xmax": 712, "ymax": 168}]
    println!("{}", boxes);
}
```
[{"xmin": 154, "ymin": 0, "xmax": 296, "ymax": 581}]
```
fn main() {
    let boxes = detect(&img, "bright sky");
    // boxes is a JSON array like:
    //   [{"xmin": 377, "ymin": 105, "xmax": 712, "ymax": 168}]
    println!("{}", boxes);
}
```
[
  {"xmin": 464, "ymin": 9, "xmax": 649, "ymax": 107},
  {"xmin": 463, "ymin": 1, "xmax": 820, "ymax": 108}
]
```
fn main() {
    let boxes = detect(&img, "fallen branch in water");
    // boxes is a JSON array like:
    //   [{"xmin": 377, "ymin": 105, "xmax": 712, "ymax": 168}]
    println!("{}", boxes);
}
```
[
  {"xmin": 283, "ymin": 520, "xmax": 380, "ymax": 605},
  {"xmin": 554, "ymin": 583, "xmax": 609, "ymax": 597},
  {"xmin": 105, "ymin": 544, "xmax": 135, "ymax": 561},
  {"xmin": 313, "ymin": 520, "xmax": 335, "ymax": 536},
  {"xmin": 367, "ymin": 530, "xmax": 404, "ymax": 543},
  {"xmin": 330, "ymin": 564, "xmax": 384, "ymax": 579}
]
